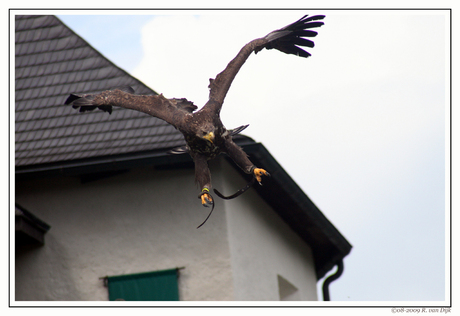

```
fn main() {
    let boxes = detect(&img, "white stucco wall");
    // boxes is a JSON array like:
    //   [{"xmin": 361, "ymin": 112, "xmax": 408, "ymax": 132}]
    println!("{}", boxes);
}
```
[
  {"xmin": 216, "ymin": 159, "xmax": 318, "ymax": 301},
  {"xmin": 15, "ymin": 164, "xmax": 234, "ymax": 301},
  {"xmin": 15, "ymin": 156, "xmax": 318, "ymax": 302}
]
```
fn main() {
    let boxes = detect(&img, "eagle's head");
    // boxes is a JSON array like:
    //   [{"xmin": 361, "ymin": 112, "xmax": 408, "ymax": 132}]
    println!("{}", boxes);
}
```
[
  {"xmin": 200, "ymin": 131, "xmax": 215, "ymax": 144},
  {"xmin": 198, "ymin": 123, "xmax": 216, "ymax": 144},
  {"xmin": 202, "ymin": 131, "xmax": 215, "ymax": 144}
]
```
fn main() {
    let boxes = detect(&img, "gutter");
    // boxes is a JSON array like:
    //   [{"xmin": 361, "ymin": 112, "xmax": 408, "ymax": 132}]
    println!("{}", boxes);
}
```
[{"xmin": 322, "ymin": 260, "xmax": 344, "ymax": 301}]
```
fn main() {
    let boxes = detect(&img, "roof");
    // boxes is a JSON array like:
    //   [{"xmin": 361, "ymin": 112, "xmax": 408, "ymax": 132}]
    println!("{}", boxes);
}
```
[
  {"xmin": 15, "ymin": 15, "xmax": 185, "ymax": 167},
  {"xmin": 14, "ymin": 15, "xmax": 351, "ymax": 280}
]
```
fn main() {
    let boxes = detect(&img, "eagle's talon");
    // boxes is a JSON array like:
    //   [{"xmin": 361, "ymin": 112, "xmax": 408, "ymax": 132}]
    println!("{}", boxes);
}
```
[
  {"xmin": 201, "ymin": 193, "xmax": 213, "ymax": 207},
  {"xmin": 253, "ymin": 168, "xmax": 270, "ymax": 185},
  {"xmin": 199, "ymin": 188, "xmax": 213, "ymax": 207}
]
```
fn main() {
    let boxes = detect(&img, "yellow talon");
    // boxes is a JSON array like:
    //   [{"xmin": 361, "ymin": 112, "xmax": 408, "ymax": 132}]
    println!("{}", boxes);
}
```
[
  {"xmin": 200, "ymin": 188, "xmax": 213, "ymax": 207},
  {"xmin": 253, "ymin": 168, "xmax": 270, "ymax": 184}
]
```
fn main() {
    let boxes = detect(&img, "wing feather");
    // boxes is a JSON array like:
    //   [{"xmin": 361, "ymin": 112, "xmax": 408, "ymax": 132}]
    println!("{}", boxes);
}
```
[
  {"xmin": 65, "ymin": 87, "xmax": 196, "ymax": 129},
  {"xmin": 259, "ymin": 15, "xmax": 325, "ymax": 56},
  {"xmin": 207, "ymin": 14, "xmax": 325, "ymax": 107}
]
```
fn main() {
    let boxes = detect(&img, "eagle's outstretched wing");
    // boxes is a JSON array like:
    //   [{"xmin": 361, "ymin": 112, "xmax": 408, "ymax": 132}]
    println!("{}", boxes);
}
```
[
  {"xmin": 207, "ymin": 15, "xmax": 325, "ymax": 108},
  {"xmin": 64, "ymin": 86, "xmax": 197, "ymax": 129}
]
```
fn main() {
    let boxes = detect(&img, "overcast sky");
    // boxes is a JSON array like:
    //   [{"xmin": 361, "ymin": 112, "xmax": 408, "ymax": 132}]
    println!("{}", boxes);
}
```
[{"xmin": 57, "ymin": 9, "xmax": 449, "ymax": 304}]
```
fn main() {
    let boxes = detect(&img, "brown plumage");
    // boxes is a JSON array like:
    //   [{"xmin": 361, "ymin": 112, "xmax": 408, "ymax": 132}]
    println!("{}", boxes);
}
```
[{"xmin": 65, "ymin": 15, "xmax": 325, "ymax": 226}]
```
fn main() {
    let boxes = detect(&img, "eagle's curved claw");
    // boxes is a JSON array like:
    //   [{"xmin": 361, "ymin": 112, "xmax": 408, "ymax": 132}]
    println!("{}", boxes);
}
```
[
  {"xmin": 197, "ymin": 188, "xmax": 215, "ymax": 228},
  {"xmin": 253, "ymin": 168, "xmax": 270, "ymax": 185},
  {"xmin": 199, "ymin": 188, "xmax": 214, "ymax": 207}
]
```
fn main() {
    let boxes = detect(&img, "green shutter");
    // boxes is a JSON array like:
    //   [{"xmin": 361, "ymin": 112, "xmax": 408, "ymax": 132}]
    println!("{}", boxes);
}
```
[{"xmin": 107, "ymin": 268, "xmax": 180, "ymax": 301}]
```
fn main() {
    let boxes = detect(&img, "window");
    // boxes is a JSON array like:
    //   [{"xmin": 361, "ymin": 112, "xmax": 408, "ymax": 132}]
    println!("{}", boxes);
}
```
[
  {"xmin": 106, "ymin": 268, "xmax": 181, "ymax": 301},
  {"xmin": 277, "ymin": 274, "xmax": 301, "ymax": 301}
]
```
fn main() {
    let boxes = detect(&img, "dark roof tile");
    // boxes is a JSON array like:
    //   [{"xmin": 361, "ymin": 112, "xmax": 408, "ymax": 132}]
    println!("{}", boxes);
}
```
[{"xmin": 15, "ymin": 15, "xmax": 183, "ymax": 167}]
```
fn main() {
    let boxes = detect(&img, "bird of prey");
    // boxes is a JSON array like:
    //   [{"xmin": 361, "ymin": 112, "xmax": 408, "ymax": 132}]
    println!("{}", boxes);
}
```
[{"xmin": 65, "ymin": 15, "xmax": 325, "ymax": 227}]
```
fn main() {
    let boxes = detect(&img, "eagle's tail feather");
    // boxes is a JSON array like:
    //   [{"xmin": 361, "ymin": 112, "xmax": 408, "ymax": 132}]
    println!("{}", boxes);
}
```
[
  {"xmin": 64, "ymin": 86, "xmax": 135, "ymax": 114},
  {"xmin": 257, "ymin": 15, "xmax": 325, "ymax": 58}
]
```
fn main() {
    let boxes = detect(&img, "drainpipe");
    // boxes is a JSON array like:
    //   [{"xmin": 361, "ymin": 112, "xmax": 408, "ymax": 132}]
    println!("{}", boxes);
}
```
[{"xmin": 322, "ymin": 260, "xmax": 344, "ymax": 301}]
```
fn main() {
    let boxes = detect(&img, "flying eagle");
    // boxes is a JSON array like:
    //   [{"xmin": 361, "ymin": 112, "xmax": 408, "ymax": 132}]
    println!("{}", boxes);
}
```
[{"xmin": 65, "ymin": 15, "xmax": 325, "ymax": 227}]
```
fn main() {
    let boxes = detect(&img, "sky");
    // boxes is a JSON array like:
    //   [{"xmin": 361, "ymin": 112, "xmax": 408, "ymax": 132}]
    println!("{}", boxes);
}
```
[{"xmin": 54, "ymin": 9, "xmax": 450, "ymax": 304}]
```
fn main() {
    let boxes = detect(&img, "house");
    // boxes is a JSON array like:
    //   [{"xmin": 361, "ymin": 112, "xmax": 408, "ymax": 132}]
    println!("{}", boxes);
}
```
[{"xmin": 14, "ymin": 14, "xmax": 352, "ymax": 302}]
